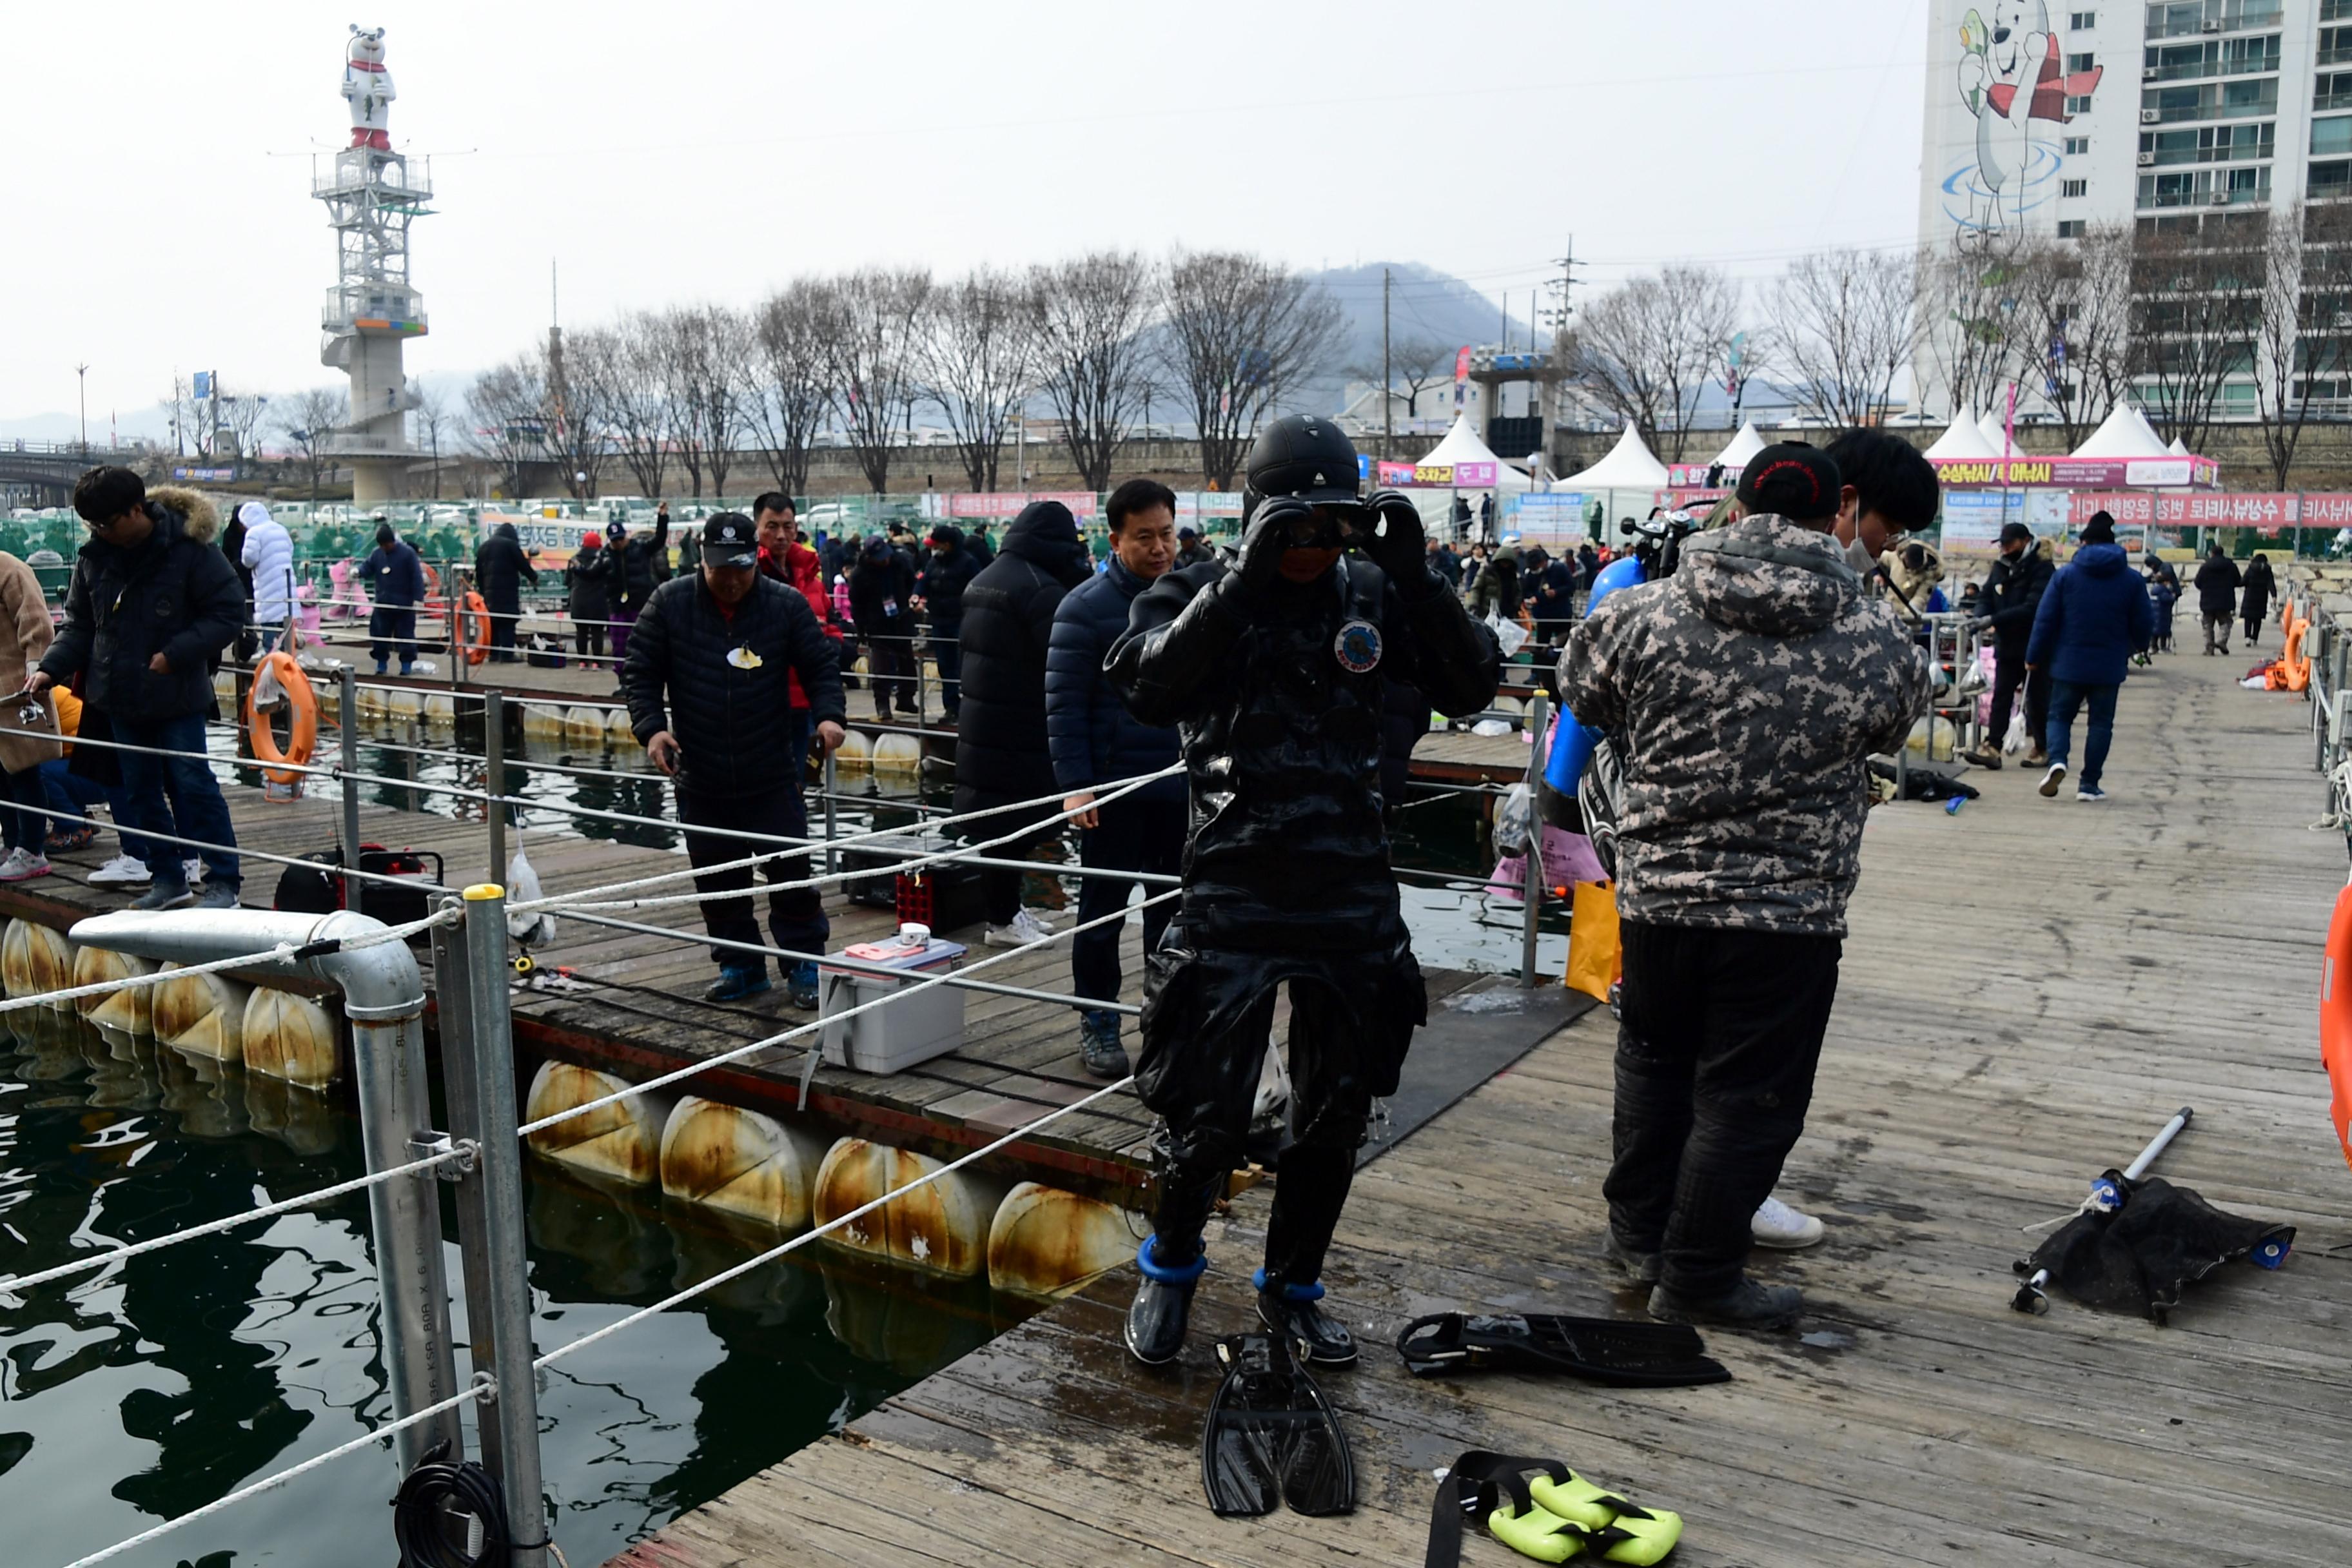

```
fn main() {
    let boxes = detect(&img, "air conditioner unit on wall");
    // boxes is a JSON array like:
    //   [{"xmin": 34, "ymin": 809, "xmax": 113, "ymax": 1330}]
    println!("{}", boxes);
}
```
[
  {"xmin": 2140, "ymin": 150, "xmax": 2157, "ymax": 164},
  {"xmin": 2201, "ymin": 19, "xmax": 2221, "ymax": 31},
  {"xmin": 2210, "ymin": 189, "xmax": 2233, "ymax": 204},
  {"xmin": 2142, "ymin": 108, "xmax": 2162, "ymax": 123},
  {"xmin": 2144, "ymin": 66, "xmax": 2161, "ymax": 81}
]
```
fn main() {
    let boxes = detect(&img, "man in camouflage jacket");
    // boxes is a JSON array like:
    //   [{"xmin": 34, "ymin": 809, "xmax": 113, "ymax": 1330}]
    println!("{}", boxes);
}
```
[{"xmin": 1559, "ymin": 442, "xmax": 1930, "ymax": 1329}]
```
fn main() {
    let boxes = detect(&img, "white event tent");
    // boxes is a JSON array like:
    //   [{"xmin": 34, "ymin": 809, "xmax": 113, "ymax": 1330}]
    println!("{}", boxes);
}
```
[
  {"xmin": 1418, "ymin": 414, "xmax": 1533, "ymax": 492},
  {"xmin": 1557, "ymin": 420, "xmax": 1672, "ymax": 534},
  {"xmin": 1925, "ymin": 411, "xmax": 2002, "ymax": 461},
  {"xmin": 2068, "ymin": 403, "xmax": 2173, "ymax": 460},
  {"xmin": 1977, "ymin": 409, "xmax": 2026, "ymax": 457},
  {"xmin": 1709, "ymin": 420, "xmax": 1767, "ymax": 471}
]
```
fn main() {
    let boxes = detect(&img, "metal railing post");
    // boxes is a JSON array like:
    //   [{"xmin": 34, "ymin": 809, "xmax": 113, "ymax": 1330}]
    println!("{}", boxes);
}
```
[
  {"xmin": 1521, "ymin": 692, "xmax": 1549, "ymax": 990},
  {"xmin": 485, "ymin": 690, "xmax": 507, "ymax": 882},
  {"xmin": 456, "ymin": 886, "xmax": 550, "ymax": 1567},
  {"xmin": 823, "ymin": 747, "xmax": 839, "ymax": 877},
  {"xmin": 338, "ymin": 667, "xmax": 364, "ymax": 920},
  {"xmin": 914, "ymin": 631, "xmax": 929, "ymax": 725}
]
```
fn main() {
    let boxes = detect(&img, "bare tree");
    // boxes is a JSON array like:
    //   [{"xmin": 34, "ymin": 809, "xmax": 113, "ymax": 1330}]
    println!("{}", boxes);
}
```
[
  {"xmin": 466, "ymin": 357, "xmax": 547, "ymax": 499},
  {"xmin": 821, "ymin": 267, "xmax": 932, "ymax": 495},
  {"xmin": 919, "ymin": 268, "xmax": 1035, "ymax": 491},
  {"xmin": 1995, "ymin": 231, "xmax": 2135, "ymax": 449},
  {"xmin": 2251, "ymin": 202, "xmax": 2352, "ymax": 487},
  {"xmin": 542, "ymin": 326, "xmax": 605, "ymax": 499},
  {"xmin": 1918, "ymin": 240, "xmax": 2034, "ymax": 422},
  {"xmin": 411, "ymin": 386, "xmax": 452, "ymax": 498},
  {"xmin": 1028, "ymin": 251, "xmax": 1157, "ymax": 491},
  {"xmin": 1157, "ymin": 251, "xmax": 1347, "ymax": 489},
  {"xmin": 220, "ymin": 389, "xmax": 271, "ymax": 464},
  {"xmin": 1388, "ymin": 336, "xmax": 1457, "ymax": 424},
  {"xmin": 741, "ymin": 279, "xmax": 836, "ymax": 496},
  {"xmin": 670, "ymin": 304, "xmax": 750, "ymax": 500},
  {"xmin": 1569, "ymin": 265, "xmax": 1743, "ymax": 460},
  {"xmin": 1774, "ymin": 249, "xmax": 1924, "ymax": 429},
  {"xmin": 578, "ymin": 315, "xmax": 671, "ymax": 499},
  {"xmin": 2131, "ymin": 219, "xmax": 2263, "ymax": 455},
  {"xmin": 276, "ymin": 386, "xmax": 348, "ymax": 500}
]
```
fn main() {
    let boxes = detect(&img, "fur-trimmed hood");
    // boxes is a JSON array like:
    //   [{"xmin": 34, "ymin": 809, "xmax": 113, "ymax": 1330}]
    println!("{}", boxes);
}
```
[{"xmin": 144, "ymin": 485, "xmax": 220, "ymax": 545}]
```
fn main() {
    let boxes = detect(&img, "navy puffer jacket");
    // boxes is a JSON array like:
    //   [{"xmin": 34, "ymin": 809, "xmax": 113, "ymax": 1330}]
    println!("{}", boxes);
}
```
[
  {"xmin": 2025, "ymin": 542, "xmax": 2156, "ymax": 687},
  {"xmin": 42, "ymin": 485, "xmax": 244, "ymax": 723},
  {"xmin": 1046, "ymin": 556, "xmax": 1183, "ymax": 806},
  {"xmin": 623, "ymin": 573, "xmax": 845, "ymax": 798},
  {"xmin": 952, "ymin": 502, "xmax": 1093, "ymax": 814}
]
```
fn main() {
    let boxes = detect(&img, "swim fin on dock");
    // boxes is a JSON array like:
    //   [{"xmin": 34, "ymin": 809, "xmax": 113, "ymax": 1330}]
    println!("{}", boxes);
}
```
[
  {"xmin": 1395, "ymin": 1312, "xmax": 1730, "ymax": 1388},
  {"xmin": 1200, "ymin": 1333, "xmax": 1355, "ymax": 1518}
]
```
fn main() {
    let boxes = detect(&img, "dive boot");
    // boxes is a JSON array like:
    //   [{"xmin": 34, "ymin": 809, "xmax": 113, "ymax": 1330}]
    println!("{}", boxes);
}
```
[
  {"xmin": 1255, "ymin": 1269, "xmax": 1357, "ymax": 1366},
  {"xmin": 1125, "ymin": 1237, "xmax": 1206, "ymax": 1366},
  {"xmin": 1647, "ymin": 1275, "xmax": 1801, "ymax": 1330}
]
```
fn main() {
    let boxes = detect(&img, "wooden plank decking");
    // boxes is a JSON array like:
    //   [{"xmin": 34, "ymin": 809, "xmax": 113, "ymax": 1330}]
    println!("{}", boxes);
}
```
[{"xmin": 612, "ymin": 645, "xmax": 2352, "ymax": 1567}]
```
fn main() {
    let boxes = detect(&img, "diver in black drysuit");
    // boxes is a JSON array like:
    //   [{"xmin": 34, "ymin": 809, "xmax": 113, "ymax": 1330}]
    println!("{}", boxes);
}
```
[{"xmin": 1108, "ymin": 415, "xmax": 1500, "ymax": 1366}]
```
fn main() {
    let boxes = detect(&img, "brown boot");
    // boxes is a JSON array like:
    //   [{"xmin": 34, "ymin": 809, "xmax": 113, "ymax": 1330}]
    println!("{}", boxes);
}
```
[
  {"xmin": 2024, "ymin": 745, "xmax": 2048, "ymax": 767},
  {"xmin": 1962, "ymin": 745, "xmax": 2003, "ymax": 770}
]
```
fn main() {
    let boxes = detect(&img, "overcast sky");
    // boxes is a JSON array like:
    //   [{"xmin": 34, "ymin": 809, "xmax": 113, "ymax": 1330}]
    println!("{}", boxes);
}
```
[{"xmin": 3, "ymin": 0, "xmax": 1926, "ymax": 430}]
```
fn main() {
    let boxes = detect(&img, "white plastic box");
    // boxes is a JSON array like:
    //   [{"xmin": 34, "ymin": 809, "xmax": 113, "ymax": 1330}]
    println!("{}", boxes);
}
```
[{"xmin": 818, "ymin": 928, "xmax": 969, "ymax": 1074}]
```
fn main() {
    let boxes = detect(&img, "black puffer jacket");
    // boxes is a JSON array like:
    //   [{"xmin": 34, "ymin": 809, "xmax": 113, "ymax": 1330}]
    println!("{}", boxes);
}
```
[
  {"xmin": 623, "ymin": 573, "xmax": 845, "ymax": 798},
  {"xmin": 474, "ymin": 523, "xmax": 538, "ymax": 612},
  {"xmin": 565, "ymin": 544, "xmax": 611, "ymax": 622},
  {"xmin": 606, "ymin": 513, "xmax": 671, "ymax": 611},
  {"xmin": 953, "ymin": 502, "xmax": 1093, "ymax": 815},
  {"xmin": 42, "ymin": 485, "xmax": 244, "ymax": 723},
  {"xmin": 1974, "ymin": 537, "xmax": 2056, "ymax": 652},
  {"xmin": 847, "ymin": 540, "xmax": 915, "ymax": 638},
  {"xmin": 917, "ymin": 533, "xmax": 982, "ymax": 625}
]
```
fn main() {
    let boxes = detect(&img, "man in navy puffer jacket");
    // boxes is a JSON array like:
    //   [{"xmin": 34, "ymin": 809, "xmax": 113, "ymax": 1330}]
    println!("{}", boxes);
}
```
[
  {"xmin": 1046, "ymin": 480, "xmax": 1186, "ymax": 1077},
  {"xmin": 2024, "ymin": 514, "xmax": 2155, "ymax": 803}
]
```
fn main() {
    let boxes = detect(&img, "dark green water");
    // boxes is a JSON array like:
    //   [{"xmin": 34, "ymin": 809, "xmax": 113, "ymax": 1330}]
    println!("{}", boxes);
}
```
[{"xmin": 1, "ymin": 720, "xmax": 1562, "ymax": 1567}]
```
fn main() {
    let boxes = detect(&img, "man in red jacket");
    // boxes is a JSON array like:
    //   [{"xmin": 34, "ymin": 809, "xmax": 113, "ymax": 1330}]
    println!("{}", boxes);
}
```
[{"xmin": 755, "ymin": 492, "xmax": 843, "ymax": 781}]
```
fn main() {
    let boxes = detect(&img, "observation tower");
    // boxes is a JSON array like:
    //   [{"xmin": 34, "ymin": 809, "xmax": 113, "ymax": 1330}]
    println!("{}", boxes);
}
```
[{"xmin": 315, "ymin": 24, "xmax": 432, "ymax": 505}]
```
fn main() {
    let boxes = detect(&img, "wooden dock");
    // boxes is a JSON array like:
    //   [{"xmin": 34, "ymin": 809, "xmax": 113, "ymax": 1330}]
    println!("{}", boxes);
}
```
[{"xmin": 614, "ymin": 647, "xmax": 2352, "ymax": 1567}]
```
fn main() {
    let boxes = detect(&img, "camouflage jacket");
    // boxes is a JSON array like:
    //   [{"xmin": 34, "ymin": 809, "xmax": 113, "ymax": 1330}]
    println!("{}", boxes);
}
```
[{"xmin": 1559, "ymin": 514, "xmax": 1930, "ymax": 937}]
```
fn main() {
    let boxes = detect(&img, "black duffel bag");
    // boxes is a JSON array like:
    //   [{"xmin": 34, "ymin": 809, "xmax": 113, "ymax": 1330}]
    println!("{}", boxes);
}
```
[{"xmin": 273, "ymin": 844, "xmax": 447, "ymax": 928}]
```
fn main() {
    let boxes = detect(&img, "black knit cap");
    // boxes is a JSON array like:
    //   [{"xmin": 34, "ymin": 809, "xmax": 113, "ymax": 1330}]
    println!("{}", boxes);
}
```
[{"xmin": 1736, "ymin": 442, "xmax": 1842, "ymax": 523}]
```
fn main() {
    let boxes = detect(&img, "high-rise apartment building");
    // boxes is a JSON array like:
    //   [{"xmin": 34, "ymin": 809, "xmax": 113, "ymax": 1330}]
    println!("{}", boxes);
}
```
[{"xmin": 1916, "ymin": 1, "xmax": 2351, "ymax": 421}]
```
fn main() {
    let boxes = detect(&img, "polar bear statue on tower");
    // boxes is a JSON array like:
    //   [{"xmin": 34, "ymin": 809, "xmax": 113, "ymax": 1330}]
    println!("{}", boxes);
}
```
[{"xmin": 343, "ymin": 25, "xmax": 395, "ymax": 152}]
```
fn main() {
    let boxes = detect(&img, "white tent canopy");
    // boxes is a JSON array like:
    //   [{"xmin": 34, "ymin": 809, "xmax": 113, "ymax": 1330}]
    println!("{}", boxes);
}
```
[
  {"xmin": 1417, "ymin": 413, "xmax": 1531, "ymax": 491},
  {"xmin": 1563, "ymin": 420, "xmax": 1671, "ymax": 489},
  {"xmin": 2168, "ymin": 436, "xmax": 2191, "ymax": 457},
  {"xmin": 1925, "ymin": 410, "xmax": 2001, "ymax": 460},
  {"xmin": 2070, "ymin": 403, "xmax": 2173, "ymax": 460},
  {"xmin": 1710, "ymin": 420, "xmax": 1767, "ymax": 469},
  {"xmin": 1978, "ymin": 409, "xmax": 2026, "ymax": 457}
]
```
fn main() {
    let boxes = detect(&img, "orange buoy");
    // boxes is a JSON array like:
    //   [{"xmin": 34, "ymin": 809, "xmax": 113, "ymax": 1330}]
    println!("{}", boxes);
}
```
[
  {"xmin": 455, "ymin": 591, "xmax": 491, "ymax": 666},
  {"xmin": 245, "ymin": 650, "xmax": 318, "ymax": 800},
  {"xmin": 2284, "ymin": 617, "xmax": 2312, "ymax": 693},
  {"xmin": 2320, "ymin": 883, "xmax": 2352, "ymax": 1172}
]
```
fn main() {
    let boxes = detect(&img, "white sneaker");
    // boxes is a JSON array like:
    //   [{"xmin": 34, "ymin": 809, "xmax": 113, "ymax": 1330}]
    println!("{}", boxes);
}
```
[
  {"xmin": 982, "ymin": 908, "xmax": 1059, "ymax": 947},
  {"xmin": 88, "ymin": 853, "xmax": 152, "ymax": 886},
  {"xmin": 0, "ymin": 848, "xmax": 48, "ymax": 882},
  {"xmin": 2037, "ymin": 763, "xmax": 2067, "ymax": 799},
  {"xmin": 2075, "ymin": 785, "xmax": 2110, "ymax": 803},
  {"xmin": 184, "ymin": 858, "xmax": 206, "ymax": 885},
  {"xmin": 1751, "ymin": 1195, "xmax": 1826, "ymax": 1250}
]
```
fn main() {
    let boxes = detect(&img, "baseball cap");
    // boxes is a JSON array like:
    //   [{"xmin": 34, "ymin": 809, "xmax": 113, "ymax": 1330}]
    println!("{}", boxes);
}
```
[
  {"xmin": 1998, "ymin": 522, "xmax": 2033, "ymax": 546},
  {"xmin": 1735, "ymin": 442, "xmax": 1841, "ymax": 523},
  {"xmin": 701, "ymin": 511, "xmax": 758, "ymax": 567}
]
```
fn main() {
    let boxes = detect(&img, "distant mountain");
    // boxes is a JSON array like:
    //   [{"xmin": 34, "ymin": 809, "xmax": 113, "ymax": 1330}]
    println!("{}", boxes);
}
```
[{"xmin": 1289, "ymin": 262, "xmax": 1540, "ymax": 416}]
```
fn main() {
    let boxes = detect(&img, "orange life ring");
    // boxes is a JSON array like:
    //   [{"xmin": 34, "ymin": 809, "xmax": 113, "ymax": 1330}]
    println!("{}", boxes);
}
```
[
  {"xmin": 2320, "ymin": 883, "xmax": 2352, "ymax": 1172},
  {"xmin": 2284, "ymin": 617, "xmax": 2312, "ymax": 692},
  {"xmin": 455, "ymin": 591, "xmax": 491, "ymax": 667},
  {"xmin": 245, "ymin": 650, "xmax": 318, "ymax": 792},
  {"xmin": 422, "ymin": 563, "xmax": 443, "ymax": 598}
]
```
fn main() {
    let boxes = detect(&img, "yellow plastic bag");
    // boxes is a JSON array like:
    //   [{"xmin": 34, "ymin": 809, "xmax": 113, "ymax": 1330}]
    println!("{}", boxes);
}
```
[{"xmin": 1564, "ymin": 880, "xmax": 1621, "ymax": 1003}]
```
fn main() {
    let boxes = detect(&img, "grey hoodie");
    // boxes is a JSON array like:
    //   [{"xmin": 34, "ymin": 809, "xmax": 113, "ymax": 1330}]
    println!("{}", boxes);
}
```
[{"xmin": 1559, "ymin": 514, "xmax": 1930, "ymax": 936}]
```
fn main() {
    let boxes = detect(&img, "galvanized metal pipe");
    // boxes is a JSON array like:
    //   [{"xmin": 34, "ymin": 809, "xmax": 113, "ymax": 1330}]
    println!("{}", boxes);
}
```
[
  {"xmin": 460, "ymin": 885, "xmax": 549, "ymax": 1567},
  {"xmin": 66, "ymin": 908, "xmax": 464, "ymax": 1473},
  {"xmin": 485, "ymin": 690, "xmax": 507, "ymax": 884},
  {"xmin": 1521, "ymin": 693, "xmax": 1549, "ymax": 990}
]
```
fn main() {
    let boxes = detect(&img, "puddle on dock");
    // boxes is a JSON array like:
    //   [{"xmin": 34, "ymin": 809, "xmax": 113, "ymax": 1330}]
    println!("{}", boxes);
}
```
[{"xmin": 0, "ymin": 1008, "xmax": 1037, "ymax": 1568}]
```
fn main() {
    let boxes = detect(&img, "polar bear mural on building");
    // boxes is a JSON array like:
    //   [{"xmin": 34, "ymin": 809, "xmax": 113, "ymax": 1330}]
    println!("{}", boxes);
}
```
[
  {"xmin": 343, "ymin": 25, "xmax": 395, "ymax": 152},
  {"xmin": 1948, "ymin": 1, "xmax": 2102, "ymax": 240}
]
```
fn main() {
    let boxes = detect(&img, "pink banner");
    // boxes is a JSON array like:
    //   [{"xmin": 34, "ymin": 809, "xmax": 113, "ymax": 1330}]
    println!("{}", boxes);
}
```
[
  {"xmin": 1453, "ymin": 461, "xmax": 1496, "ymax": 487},
  {"xmin": 2068, "ymin": 491, "xmax": 2320, "ymax": 527},
  {"xmin": 946, "ymin": 491, "xmax": 1099, "ymax": 518},
  {"xmin": 1933, "ymin": 455, "xmax": 2220, "ymax": 489}
]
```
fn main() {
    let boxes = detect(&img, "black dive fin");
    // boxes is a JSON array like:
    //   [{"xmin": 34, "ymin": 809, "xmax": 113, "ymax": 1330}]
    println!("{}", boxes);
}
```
[
  {"xmin": 1200, "ymin": 1334, "xmax": 1355, "ymax": 1518},
  {"xmin": 1395, "ymin": 1311, "xmax": 1731, "ymax": 1387}
]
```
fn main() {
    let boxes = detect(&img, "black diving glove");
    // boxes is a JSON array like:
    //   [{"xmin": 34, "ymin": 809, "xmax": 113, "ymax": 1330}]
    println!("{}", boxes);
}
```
[
  {"xmin": 1229, "ymin": 498, "xmax": 1312, "ymax": 602},
  {"xmin": 1357, "ymin": 489, "xmax": 1435, "ymax": 594}
]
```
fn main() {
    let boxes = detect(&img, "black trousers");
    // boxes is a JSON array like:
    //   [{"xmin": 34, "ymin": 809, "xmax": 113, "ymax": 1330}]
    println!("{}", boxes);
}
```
[
  {"xmin": 368, "ymin": 607, "xmax": 417, "ymax": 666},
  {"xmin": 489, "ymin": 606, "xmax": 521, "ymax": 663},
  {"xmin": 675, "ymin": 785, "xmax": 828, "ymax": 969},
  {"xmin": 1072, "ymin": 798, "xmax": 1185, "ymax": 1007},
  {"xmin": 573, "ymin": 623, "xmax": 607, "ymax": 663},
  {"xmin": 1149, "ymin": 977, "xmax": 1373, "ymax": 1289},
  {"xmin": 1986, "ymin": 642, "xmax": 2050, "ymax": 753},
  {"xmin": 1605, "ymin": 920, "xmax": 1843, "ymax": 1297}
]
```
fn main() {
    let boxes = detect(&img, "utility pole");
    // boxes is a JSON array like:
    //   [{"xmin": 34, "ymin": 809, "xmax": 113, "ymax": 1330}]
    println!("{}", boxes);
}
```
[
  {"xmin": 1382, "ymin": 266, "xmax": 1393, "ymax": 460},
  {"xmin": 75, "ymin": 363, "xmax": 88, "ymax": 451}
]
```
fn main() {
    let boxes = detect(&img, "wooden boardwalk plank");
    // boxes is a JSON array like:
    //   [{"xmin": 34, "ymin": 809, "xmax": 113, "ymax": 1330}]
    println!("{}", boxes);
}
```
[{"xmin": 625, "ymin": 646, "xmax": 2352, "ymax": 1567}]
